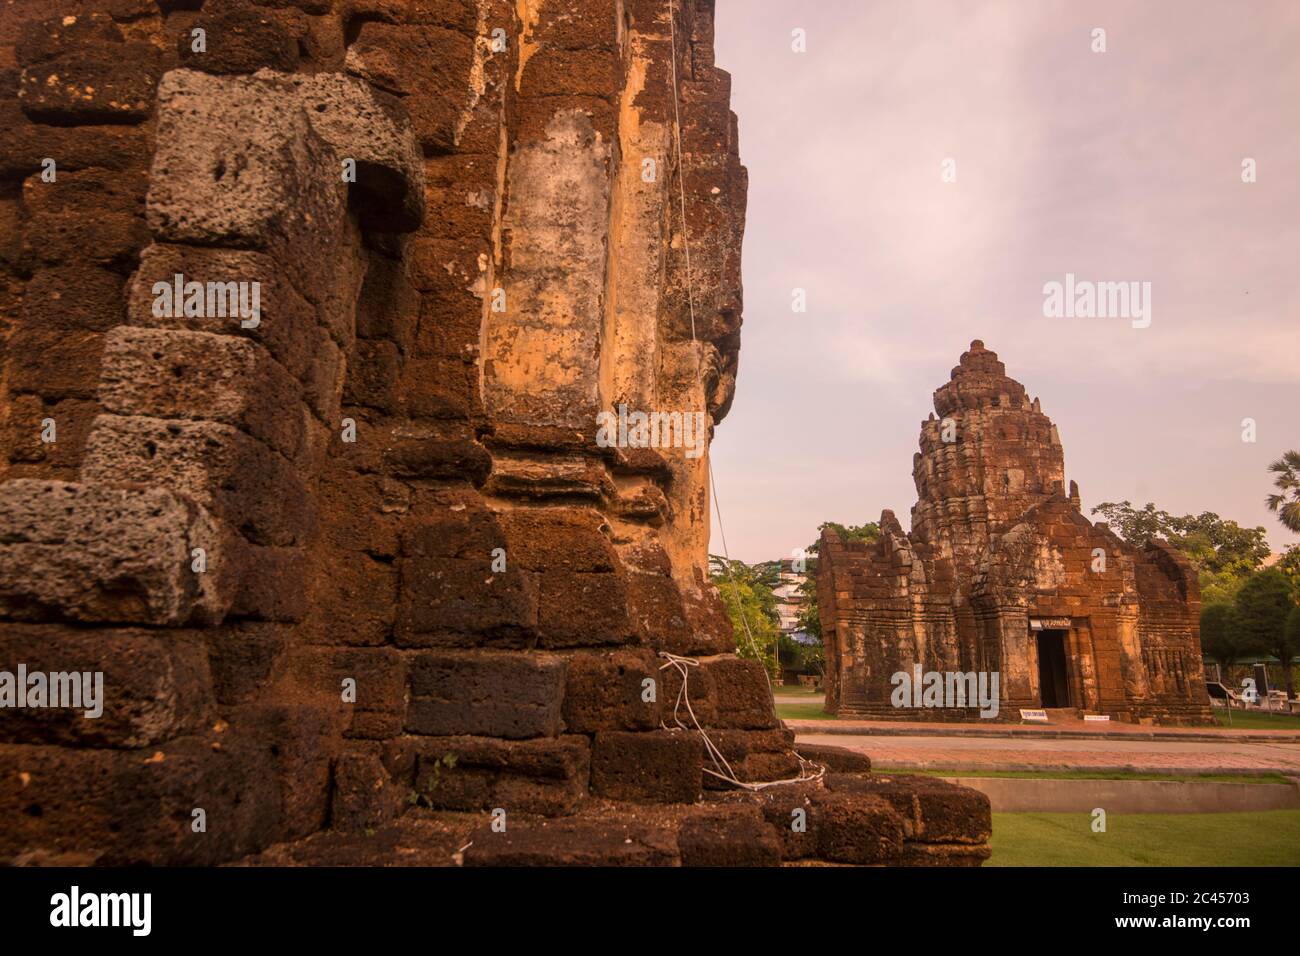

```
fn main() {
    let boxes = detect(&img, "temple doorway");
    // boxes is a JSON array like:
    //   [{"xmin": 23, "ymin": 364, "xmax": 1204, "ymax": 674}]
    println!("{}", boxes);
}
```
[{"xmin": 1036, "ymin": 630, "xmax": 1071, "ymax": 707}]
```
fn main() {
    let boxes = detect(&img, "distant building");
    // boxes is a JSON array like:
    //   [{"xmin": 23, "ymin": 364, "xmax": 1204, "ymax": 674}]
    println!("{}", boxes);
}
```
[
  {"xmin": 770, "ymin": 559, "xmax": 809, "ymax": 642},
  {"xmin": 818, "ymin": 341, "xmax": 1213, "ymax": 724}
]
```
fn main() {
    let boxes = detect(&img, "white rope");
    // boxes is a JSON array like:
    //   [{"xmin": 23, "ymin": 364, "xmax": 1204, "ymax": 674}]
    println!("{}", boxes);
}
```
[
  {"xmin": 667, "ymin": 0, "xmax": 773, "ymax": 700},
  {"xmin": 663, "ymin": 0, "xmax": 823, "ymax": 792},
  {"xmin": 658, "ymin": 652, "xmax": 825, "ymax": 791}
]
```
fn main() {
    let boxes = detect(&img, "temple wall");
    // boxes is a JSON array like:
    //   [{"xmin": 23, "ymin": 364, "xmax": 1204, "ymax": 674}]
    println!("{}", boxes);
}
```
[
  {"xmin": 822, "ymin": 342, "xmax": 1213, "ymax": 725},
  {"xmin": 0, "ymin": 0, "xmax": 993, "ymax": 867}
]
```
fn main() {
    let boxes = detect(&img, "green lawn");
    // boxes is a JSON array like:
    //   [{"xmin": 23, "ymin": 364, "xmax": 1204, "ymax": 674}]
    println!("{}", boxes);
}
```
[
  {"xmin": 1211, "ymin": 710, "xmax": 1300, "ymax": 730},
  {"xmin": 988, "ymin": 810, "xmax": 1300, "ymax": 866},
  {"xmin": 772, "ymin": 684, "xmax": 834, "ymax": 720},
  {"xmin": 776, "ymin": 703, "xmax": 835, "ymax": 720}
]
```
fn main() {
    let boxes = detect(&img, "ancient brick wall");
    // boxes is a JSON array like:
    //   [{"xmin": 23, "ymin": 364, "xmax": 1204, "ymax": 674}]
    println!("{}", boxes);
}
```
[
  {"xmin": 821, "ymin": 341, "xmax": 1212, "ymax": 725},
  {"xmin": 0, "ymin": 0, "xmax": 991, "ymax": 865}
]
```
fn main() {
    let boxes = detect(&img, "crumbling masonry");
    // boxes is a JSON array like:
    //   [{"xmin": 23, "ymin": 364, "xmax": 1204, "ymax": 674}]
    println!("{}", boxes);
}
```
[{"xmin": 0, "ymin": 0, "xmax": 990, "ymax": 865}]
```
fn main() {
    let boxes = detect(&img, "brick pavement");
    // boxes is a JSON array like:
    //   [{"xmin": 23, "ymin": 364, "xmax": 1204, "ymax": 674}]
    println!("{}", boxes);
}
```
[{"xmin": 794, "ymin": 731, "xmax": 1300, "ymax": 775}]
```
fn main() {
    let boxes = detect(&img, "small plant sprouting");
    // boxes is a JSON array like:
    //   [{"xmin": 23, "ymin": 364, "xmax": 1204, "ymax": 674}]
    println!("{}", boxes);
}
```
[{"xmin": 409, "ymin": 753, "xmax": 458, "ymax": 808}]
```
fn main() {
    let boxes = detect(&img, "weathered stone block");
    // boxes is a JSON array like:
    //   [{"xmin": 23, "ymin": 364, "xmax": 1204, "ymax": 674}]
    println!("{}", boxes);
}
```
[
  {"xmin": 0, "ymin": 738, "xmax": 281, "ymax": 865},
  {"xmin": 825, "ymin": 773, "xmax": 992, "ymax": 845},
  {"xmin": 20, "ymin": 264, "xmax": 126, "ymax": 332},
  {"xmin": 538, "ymin": 571, "xmax": 638, "ymax": 648},
  {"xmin": 400, "ymin": 506, "xmax": 505, "ymax": 561},
  {"xmin": 331, "ymin": 750, "xmax": 404, "ymax": 832},
  {"xmin": 344, "ymin": 21, "xmax": 475, "ymax": 152},
  {"xmin": 0, "ymin": 479, "xmax": 231, "ymax": 626},
  {"xmin": 203, "ymin": 621, "xmax": 285, "ymax": 705},
  {"xmin": 561, "ymin": 649, "xmax": 661, "ymax": 733},
  {"xmin": 288, "ymin": 646, "xmax": 406, "ymax": 711},
  {"xmin": 227, "ymin": 542, "xmax": 310, "ymax": 622},
  {"xmin": 395, "ymin": 557, "xmax": 538, "ymax": 647},
  {"xmin": 237, "ymin": 701, "xmax": 339, "ymax": 841},
  {"xmin": 82, "ymin": 414, "xmax": 315, "ymax": 548},
  {"xmin": 676, "ymin": 805, "xmax": 782, "ymax": 867},
  {"xmin": 19, "ymin": 192, "xmax": 147, "ymax": 270},
  {"xmin": 498, "ymin": 507, "xmax": 618, "ymax": 572},
  {"xmin": 147, "ymin": 69, "xmax": 346, "ymax": 274},
  {"xmin": 0, "ymin": 624, "xmax": 213, "ymax": 748},
  {"xmin": 98, "ymin": 327, "xmax": 306, "ymax": 460},
  {"xmin": 697, "ymin": 656, "xmax": 778, "ymax": 729},
  {"xmin": 5, "ymin": 325, "xmax": 104, "ymax": 403},
  {"xmin": 462, "ymin": 817, "xmax": 677, "ymax": 867},
  {"xmin": 625, "ymin": 572, "xmax": 691, "ymax": 646},
  {"xmin": 284, "ymin": 71, "xmax": 425, "ymax": 230},
  {"xmin": 811, "ymin": 792, "xmax": 906, "ymax": 864},
  {"xmin": 590, "ymin": 730, "xmax": 702, "ymax": 804},
  {"xmin": 519, "ymin": 48, "xmax": 619, "ymax": 98},
  {"xmin": 383, "ymin": 436, "xmax": 491, "ymax": 483},
  {"xmin": 178, "ymin": 0, "xmax": 302, "ymax": 75},
  {"xmin": 796, "ymin": 743, "xmax": 872, "ymax": 774},
  {"xmin": 127, "ymin": 243, "xmax": 322, "ymax": 389},
  {"xmin": 306, "ymin": 549, "xmax": 397, "ymax": 646},
  {"xmin": 413, "ymin": 734, "xmax": 590, "ymax": 815},
  {"xmin": 343, "ymin": 339, "xmax": 402, "ymax": 413},
  {"xmin": 17, "ymin": 15, "xmax": 161, "ymax": 123},
  {"xmin": 407, "ymin": 651, "xmax": 565, "ymax": 739}
]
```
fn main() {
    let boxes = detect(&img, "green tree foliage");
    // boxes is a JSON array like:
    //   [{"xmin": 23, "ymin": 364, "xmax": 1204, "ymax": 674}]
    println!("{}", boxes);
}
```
[
  {"xmin": 1266, "ymin": 450, "xmax": 1300, "ymax": 533},
  {"xmin": 1091, "ymin": 501, "xmax": 1270, "ymax": 578},
  {"xmin": 708, "ymin": 555, "xmax": 781, "ymax": 676},
  {"xmin": 1275, "ymin": 545, "xmax": 1300, "ymax": 592},
  {"xmin": 796, "ymin": 521, "xmax": 881, "ymax": 642},
  {"xmin": 1234, "ymin": 568, "xmax": 1299, "ymax": 699},
  {"xmin": 1199, "ymin": 603, "xmax": 1251, "ymax": 676}
]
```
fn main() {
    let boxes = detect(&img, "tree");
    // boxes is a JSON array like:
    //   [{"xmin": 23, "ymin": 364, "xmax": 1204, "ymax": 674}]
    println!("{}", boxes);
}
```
[
  {"xmin": 1090, "ymin": 501, "xmax": 1269, "ymax": 577},
  {"xmin": 1234, "ymin": 568, "xmax": 1299, "ymax": 699},
  {"xmin": 1090, "ymin": 501, "xmax": 1169, "ymax": 546},
  {"xmin": 1275, "ymin": 545, "xmax": 1300, "ymax": 592},
  {"xmin": 1266, "ymin": 450, "xmax": 1300, "ymax": 533},
  {"xmin": 1199, "ymin": 603, "xmax": 1251, "ymax": 680},
  {"xmin": 709, "ymin": 555, "xmax": 781, "ymax": 677}
]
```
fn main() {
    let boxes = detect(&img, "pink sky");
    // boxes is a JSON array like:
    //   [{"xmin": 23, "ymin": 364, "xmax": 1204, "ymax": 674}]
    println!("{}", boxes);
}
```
[{"xmin": 709, "ymin": 0, "xmax": 1300, "ymax": 563}]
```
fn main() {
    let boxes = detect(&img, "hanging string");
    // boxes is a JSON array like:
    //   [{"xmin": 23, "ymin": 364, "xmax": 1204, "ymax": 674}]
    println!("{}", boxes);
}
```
[{"xmin": 664, "ymin": 0, "xmax": 822, "ymax": 791}]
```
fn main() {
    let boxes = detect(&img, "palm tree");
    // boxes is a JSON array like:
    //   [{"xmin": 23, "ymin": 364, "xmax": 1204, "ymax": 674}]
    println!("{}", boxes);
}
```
[{"xmin": 1265, "ymin": 450, "xmax": 1300, "ymax": 533}]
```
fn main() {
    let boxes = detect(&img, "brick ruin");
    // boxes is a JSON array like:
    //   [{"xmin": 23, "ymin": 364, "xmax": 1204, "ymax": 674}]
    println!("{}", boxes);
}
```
[
  {"xmin": 0, "ymin": 0, "xmax": 990, "ymax": 865},
  {"xmin": 819, "ymin": 341, "xmax": 1213, "ymax": 726}
]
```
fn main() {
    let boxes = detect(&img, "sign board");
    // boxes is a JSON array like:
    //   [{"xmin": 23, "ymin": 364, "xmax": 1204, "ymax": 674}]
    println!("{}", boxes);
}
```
[
  {"xmin": 1083, "ymin": 714, "xmax": 1110, "ymax": 722},
  {"xmin": 1019, "ymin": 708, "xmax": 1048, "ymax": 722},
  {"xmin": 1029, "ymin": 617, "xmax": 1071, "ymax": 631}
]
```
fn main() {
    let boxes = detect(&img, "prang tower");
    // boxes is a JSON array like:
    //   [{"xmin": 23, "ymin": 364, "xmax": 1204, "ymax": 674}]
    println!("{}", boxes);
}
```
[{"xmin": 819, "ymin": 341, "xmax": 1212, "ymax": 724}]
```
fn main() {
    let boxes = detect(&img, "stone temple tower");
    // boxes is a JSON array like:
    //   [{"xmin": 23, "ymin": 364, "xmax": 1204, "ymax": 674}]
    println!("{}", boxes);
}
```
[
  {"xmin": 819, "ymin": 341, "xmax": 1212, "ymax": 725},
  {"xmin": 912, "ymin": 339, "xmax": 1068, "ymax": 570}
]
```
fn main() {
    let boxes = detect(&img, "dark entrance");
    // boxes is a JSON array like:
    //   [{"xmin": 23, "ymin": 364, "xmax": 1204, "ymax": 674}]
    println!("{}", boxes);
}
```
[{"xmin": 1036, "ymin": 630, "xmax": 1071, "ymax": 707}]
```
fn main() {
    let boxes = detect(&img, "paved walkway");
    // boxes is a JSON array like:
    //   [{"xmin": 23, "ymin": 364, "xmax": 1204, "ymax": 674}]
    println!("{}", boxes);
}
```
[
  {"xmin": 795, "ymin": 731, "xmax": 1300, "ymax": 775},
  {"xmin": 784, "ymin": 716, "xmax": 1300, "ymax": 743}
]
